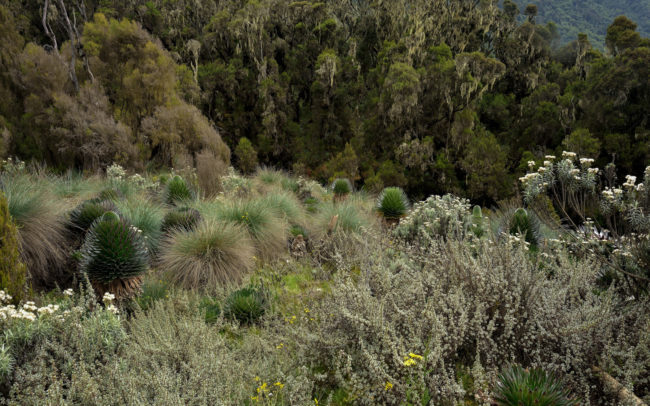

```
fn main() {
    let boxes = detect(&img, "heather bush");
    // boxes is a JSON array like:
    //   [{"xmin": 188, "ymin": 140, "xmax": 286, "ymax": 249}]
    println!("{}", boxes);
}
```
[
  {"xmin": 290, "ymin": 231, "xmax": 649, "ymax": 404},
  {"xmin": 158, "ymin": 220, "xmax": 255, "ymax": 291}
]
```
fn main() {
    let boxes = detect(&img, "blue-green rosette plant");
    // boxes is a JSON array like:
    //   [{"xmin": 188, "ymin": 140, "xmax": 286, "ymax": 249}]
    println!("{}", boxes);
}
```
[
  {"xmin": 376, "ymin": 187, "xmax": 410, "ymax": 220},
  {"xmin": 68, "ymin": 198, "xmax": 118, "ymax": 234},
  {"xmin": 165, "ymin": 175, "xmax": 193, "ymax": 205},
  {"xmin": 80, "ymin": 211, "xmax": 149, "ymax": 299},
  {"xmin": 223, "ymin": 286, "xmax": 268, "ymax": 325},
  {"xmin": 161, "ymin": 207, "xmax": 202, "ymax": 233},
  {"xmin": 331, "ymin": 178, "xmax": 353, "ymax": 199},
  {"xmin": 494, "ymin": 365, "xmax": 579, "ymax": 406}
]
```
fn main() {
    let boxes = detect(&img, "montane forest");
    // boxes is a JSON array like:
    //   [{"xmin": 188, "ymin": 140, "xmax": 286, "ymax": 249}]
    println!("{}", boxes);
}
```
[{"xmin": 0, "ymin": 1, "xmax": 649, "ymax": 405}]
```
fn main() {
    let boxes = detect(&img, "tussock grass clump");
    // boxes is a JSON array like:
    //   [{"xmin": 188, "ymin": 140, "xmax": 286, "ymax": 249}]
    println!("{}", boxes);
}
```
[
  {"xmin": 376, "ymin": 187, "xmax": 409, "ymax": 220},
  {"xmin": 314, "ymin": 200, "xmax": 373, "ymax": 236},
  {"xmin": 116, "ymin": 197, "xmax": 164, "ymax": 254},
  {"xmin": 214, "ymin": 199, "xmax": 287, "ymax": 259},
  {"xmin": 494, "ymin": 365, "xmax": 579, "ymax": 406},
  {"xmin": 158, "ymin": 221, "xmax": 255, "ymax": 291},
  {"xmin": 258, "ymin": 191, "xmax": 305, "ymax": 225},
  {"xmin": 1, "ymin": 174, "xmax": 68, "ymax": 288}
]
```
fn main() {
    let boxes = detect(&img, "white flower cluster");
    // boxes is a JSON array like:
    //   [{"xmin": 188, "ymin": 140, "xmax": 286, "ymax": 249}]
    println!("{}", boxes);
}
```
[
  {"xmin": 106, "ymin": 163, "xmax": 126, "ymax": 181},
  {"xmin": 623, "ymin": 175, "xmax": 637, "ymax": 189},
  {"xmin": 63, "ymin": 288, "xmax": 74, "ymax": 296},
  {"xmin": 579, "ymin": 158, "xmax": 594, "ymax": 167},
  {"xmin": 0, "ymin": 296, "xmax": 62, "ymax": 322},
  {"xmin": 0, "ymin": 157, "xmax": 26, "ymax": 174},
  {"xmin": 395, "ymin": 194, "xmax": 472, "ymax": 242},
  {"xmin": 561, "ymin": 151, "xmax": 577, "ymax": 160},
  {"xmin": 0, "ymin": 290, "xmax": 12, "ymax": 304}
]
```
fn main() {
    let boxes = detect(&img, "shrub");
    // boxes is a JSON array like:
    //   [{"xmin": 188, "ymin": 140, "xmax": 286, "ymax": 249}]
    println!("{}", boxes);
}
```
[
  {"xmin": 68, "ymin": 198, "xmax": 118, "ymax": 234},
  {"xmin": 199, "ymin": 297, "xmax": 221, "ymax": 324},
  {"xmin": 79, "ymin": 212, "xmax": 149, "ymax": 298},
  {"xmin": 161, "ymin": 207, "xmax": 202, "ymax": 233},
  {"xmin": 223, "ymin": 286, "xmax": 268, "ymax": 325},
  {"xmin": 158, "ymin": 221, "xmax": 255, "ymax": 291},
  {"xmin": 196, "ymin": 149, "xmax": 228, "ymax": 197},
  {"xmin": 494, "ymin": 365, "xmax": 579, "ymax": 406},
  {"xmin": 376, "ymin": 187, "xmax": 409, "ymax": 220},
  {"xmin": 234, "ymin": 137, "xmax": 258, "ymax": 175},
  {"xmin": 214, "ymin": 199, "xmax": 287, "ymax": 259},
  {"xmin": 394, "ymin": 194, "xmax": 472, "ymax": 242},
  {"xmin": 0, "ymin": 191, "xmax": 26, "ymax": 304},
  {"xmin": 135, "ymin": 277, "xmax": 169, "ymax": 311},
  {"xmin": 331, "ymin": 178, "xmax": 352, "ymax": 197},
  {"xmin": 165, "ymin": 175, "xmax": 193, "ymax": 205},
  {"xmin": 1, "ymin": 174, "xmax": 68, "ymax": 289}
]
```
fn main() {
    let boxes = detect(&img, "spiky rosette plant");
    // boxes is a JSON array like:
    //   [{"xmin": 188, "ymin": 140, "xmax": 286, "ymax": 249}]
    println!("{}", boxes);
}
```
[
  {"xmin": 494, "ymin": 365, "xmax": 579, "ymax": 406},
  {"xmin": 331, "ymin": 178, "xmax": 352, "ymax": 199},
  {"xmin": 165, "ymin": 175, "xmax": 193, "ymax": 205},
  {"xmin": 223, "ymin": 286, "xmax": 269, "ymax": 325},
  {"xmin": 68, "ymin": 198, "xmax": 118, "ymax": 234},
  {"xmin": 376, "ymin": 187, "xmax": 410, "ymax": 220},
  {"xmin": 509, "ymin": 208, "xmax": 541, "ymax": 246},
  {"xmin": 161, "ymin": 207, "xmax": 202, "ymax": 233},
  {"xmin": 80, "ymin": 211, "xmax": 149, "ymax": 299}
]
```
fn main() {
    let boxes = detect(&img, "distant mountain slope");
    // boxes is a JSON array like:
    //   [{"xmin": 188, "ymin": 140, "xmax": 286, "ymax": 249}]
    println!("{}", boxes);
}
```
[{"xmin": 514, "ymin": 0, "xmax": 650, "ymax": 48}]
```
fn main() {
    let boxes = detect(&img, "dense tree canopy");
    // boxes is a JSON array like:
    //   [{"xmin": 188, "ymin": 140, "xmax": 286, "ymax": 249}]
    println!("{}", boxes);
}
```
[{"xmin": 0, "ymin": 0, "xmax": 648, "ymax": 204}]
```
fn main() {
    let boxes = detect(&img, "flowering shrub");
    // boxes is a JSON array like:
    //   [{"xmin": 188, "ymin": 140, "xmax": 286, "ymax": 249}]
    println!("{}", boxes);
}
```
[{"xmin": 393, "ymin": 194, "xmax": 472, "ymax": 242}]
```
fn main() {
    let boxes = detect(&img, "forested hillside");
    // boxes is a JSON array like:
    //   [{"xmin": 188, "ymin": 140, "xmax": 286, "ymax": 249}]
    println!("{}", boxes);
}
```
[
  {"xmin": 1, "ymin": 0, "xmax": 649, "ymax": 205},
  {"xmin": 513, "ymin": 0, "xmax": 650, "ymax": 49}
]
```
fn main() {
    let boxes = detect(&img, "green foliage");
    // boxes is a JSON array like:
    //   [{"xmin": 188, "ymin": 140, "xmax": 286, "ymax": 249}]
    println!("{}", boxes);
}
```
[
  {"xmin": 0, "ymin": 190, "xmax": 26, "ymax": 304},
  {"xmin": 471, "ymin": 205, "xmax": 487, "ymax": 238},
  {"xmin": 68, "ymin": 198, "xmax": 118, "ymax": 234},
  {"xmin": 494, "ymin": 365, "xmax": 579, "ymax": 406},
  {"xmin": 80, "ymin": 212, "xmax": 149, "ymax": 283},
  {"xmin": 331, "ymin": 178, "xmax": 352, "ymax": 197},
  {"xmin": 509, "ymin": 208, "xmax": 541, "ymax": 246},
  {"xmin": 223, "ymin": 286, "xmax": 268, "ymax": 325},
  {"xmin": 315, "ymin": 200, "xmax": 372, "ymax": 235},
  {"xmin": 158, "ymin": 221, "xmax": 255, "ymax": 291},
  {"xmin": 376, "ymin": 187, "xmax": 409, "ymax": 219},
  {"xmin": 135, "ymin": 277, "xmax": 169, "ymax": 311},
  {"xmin": 199, "ymin": 297, "xmax": 221, "ymax": 324},
  {"xmin": 234, "ymin": 137, "xmax": 258, "ymax": 175},
  {"xmin": 165, "ymin": 176, "xmax": 193, "ymax": 205},
  {"xmin": 161, "ymin": 207, "xmax": 202, "ymax": 233}
]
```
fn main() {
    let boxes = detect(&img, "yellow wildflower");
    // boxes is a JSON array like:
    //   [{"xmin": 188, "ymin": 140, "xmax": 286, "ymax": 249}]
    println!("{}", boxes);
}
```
[
  {"xmin": 251, "ymin": 396, "xmax": 259, "ymax": 402},
  {"xmin": 254, "ymin": 376, "xmax": 260, "ymax": 382},
  {"xmin": 274, "ymin": 381, "xmax": 284, "ymax": 389},
  {"xmin": 403, "ymin": 358, "xmax": 417, "ymax": 367},
  {"xmin": 257, "ymin": 382, "xmax": 268, "ymax": 393},
  {"xmin": 408, "ymin": 352, "xmax": 423, "ymax": 360},
  {"xmin": 385, "ymin": 381, "xmax": 393, "ymax": 391},
  {"xmin": 276, "ymin": 343, "xmax": 284, "ymax": 349},
  {"xmin": 314, "ymin": 398, "xmax": 319, "ymax": 405}
]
